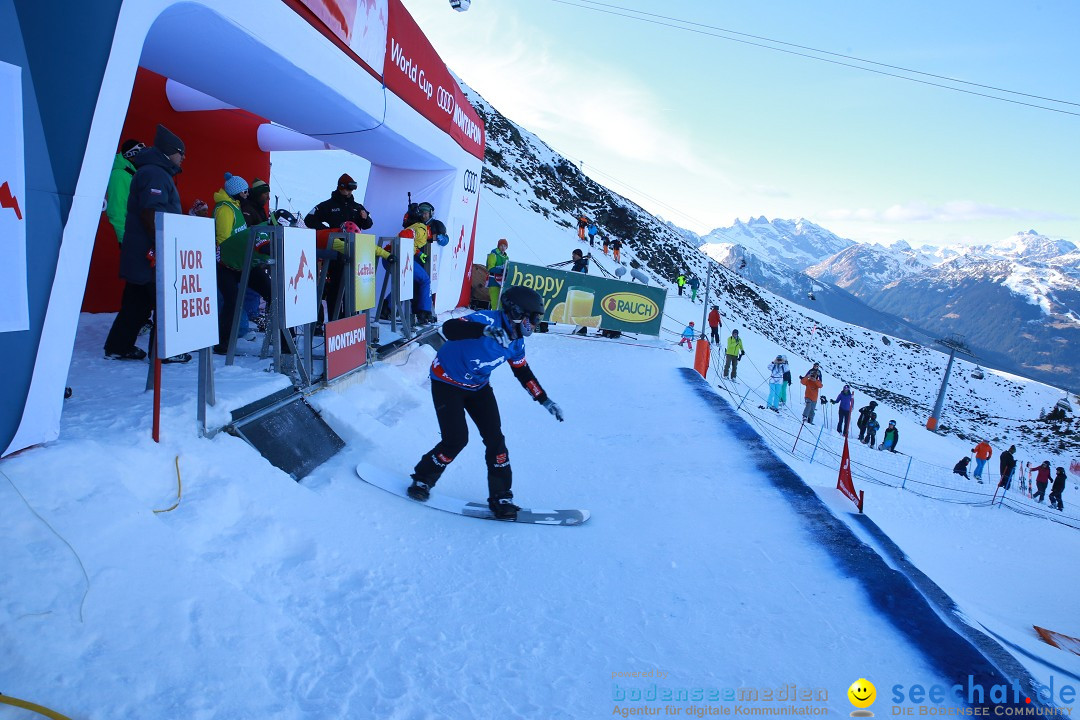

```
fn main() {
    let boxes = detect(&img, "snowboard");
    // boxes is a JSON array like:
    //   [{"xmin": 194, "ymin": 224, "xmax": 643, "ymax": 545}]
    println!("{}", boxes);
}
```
[{"xmin": 355, "ymin": 462, "xmax": 590, "ymax": 526}]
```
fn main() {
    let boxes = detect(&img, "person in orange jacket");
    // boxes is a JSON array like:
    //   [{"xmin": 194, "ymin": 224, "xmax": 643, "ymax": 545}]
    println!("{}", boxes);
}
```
[
  {"xmin": 799, "ymin": 364, "xmax": 823, "ymax": 424},
  {"xmin": 972, "ymin": 440, "xmax": 993, "ymax": 482}
]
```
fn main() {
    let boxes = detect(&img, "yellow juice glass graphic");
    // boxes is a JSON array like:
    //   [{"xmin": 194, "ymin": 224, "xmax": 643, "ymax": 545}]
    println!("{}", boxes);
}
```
[{"xmin": 565, "ymin": 286, "xmax": 595, "ymax": 323}]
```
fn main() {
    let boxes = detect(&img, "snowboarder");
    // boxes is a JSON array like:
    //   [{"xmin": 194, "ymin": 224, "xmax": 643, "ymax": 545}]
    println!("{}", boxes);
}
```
[
  {"xmin": 971, "ymin": 440, "xmax": 993, "ymax": 482},
  {"xmin": 832, "ymin": 385, "xmax": 855, "ymax": 436},
  {"xmin": 799, "ymin": 364, "xmax": 823, "ymax": 424},
  {"xmin": 722, "ymin": 329, "xmax": 744, "ymax": 380},
  {"xmin": 767, "ymin": 355, "xmax": 788, "ymax": 411},
  {"xmin": 1031, "ymin": 461, "xmax": 1051, "ymax": 502},
  {"xmin": 879, "ymin": 420, "xmax": 899, "ymax": 452},
  {"xmin": 1049, "ymin": 467, "xmax": 1067, "ymax": 511},
  {"xmin": 953, "ymin": 457, "xmax": 971, "ymax": 479},
  {"xmin": 707, "ymin": 305, "xmax": 721, "ymax": 344},
  {"xmin": 678, "ymin": 322, "xmax": 696, "ymax": 351},
  {"xmin": 486, "ymin": 238, "xmax": 509, "ymax": 310},
  {"xmin": 407, "ymin": 285, "xmax": 564, "ymax": 520},
  {"xmin": 856, "ymin": 401, "xmax": 878, "ymax": 442},
  {"xmin": 998, "ymin": 445, "xmax": 1017, "ymax": 490}
]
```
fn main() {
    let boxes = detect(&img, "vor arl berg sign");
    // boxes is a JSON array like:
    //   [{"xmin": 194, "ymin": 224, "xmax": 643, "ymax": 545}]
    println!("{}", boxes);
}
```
[
  {"xmin": 156, "ymin": 213, "xmax": 217, "ymax": 357},
  {"xmin": 502, "ymin": 262, "xmax": 667, "ymax": 336}
]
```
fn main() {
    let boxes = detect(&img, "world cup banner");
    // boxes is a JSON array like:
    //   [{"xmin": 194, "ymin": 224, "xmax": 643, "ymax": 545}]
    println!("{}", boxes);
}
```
[
  {"xmin": 502, "ymin": 262, "xmax": 667, "ymax": 336},
  {"xmin": 0, "ymin": 60, "xmax": 28, "ymax": 333}
]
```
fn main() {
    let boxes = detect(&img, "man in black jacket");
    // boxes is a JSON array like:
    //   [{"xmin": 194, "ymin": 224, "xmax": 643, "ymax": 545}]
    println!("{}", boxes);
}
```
[
  {"xmin": 103, "ymin": 124, "xmax": 188, "ymax": 362},
  {"xmin": 304, "ymin": 173, "xmax": 374, "ymax": 322},
  {"xmin": 997, "ymin": 445, "xmax": 1017, "ymax": 490},
  {"xmin": 303, "ymin": 173, "xmax": 373, "ymax": 231},
  {"xmin": 856, "ymin": 401, "xmax": 878, "ymax": 442}
]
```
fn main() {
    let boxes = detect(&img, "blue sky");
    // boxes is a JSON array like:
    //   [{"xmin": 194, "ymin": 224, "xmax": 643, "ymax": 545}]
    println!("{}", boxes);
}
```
[{"xmin": 401, "ymin": 0, "xmax": 1079, "ymax": 247}]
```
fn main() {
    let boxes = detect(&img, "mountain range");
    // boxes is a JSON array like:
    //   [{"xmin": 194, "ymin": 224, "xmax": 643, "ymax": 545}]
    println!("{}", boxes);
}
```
[{"xmin": 464, "ymin": 86, "xmax": 1078, "ymax": 453}]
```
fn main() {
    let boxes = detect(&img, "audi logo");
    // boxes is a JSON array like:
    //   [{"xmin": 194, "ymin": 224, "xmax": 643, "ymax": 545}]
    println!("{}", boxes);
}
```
[
  {"xmin": 463, "ymin": 169, "xmax": 479, "ymax": 194},
  {"xmin": 436, "ymin": 86, "xmax": 456, "ymax": 114}
]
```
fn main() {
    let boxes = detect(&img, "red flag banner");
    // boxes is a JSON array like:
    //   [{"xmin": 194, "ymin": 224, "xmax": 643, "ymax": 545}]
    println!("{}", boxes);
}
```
[
  {"xmin": 836, "ymin": 437, "xmax": 861, "ymax": 510},
  {"xmin": 1034, "ymin": 626, "xmax": 1080, "ymax": 657}
]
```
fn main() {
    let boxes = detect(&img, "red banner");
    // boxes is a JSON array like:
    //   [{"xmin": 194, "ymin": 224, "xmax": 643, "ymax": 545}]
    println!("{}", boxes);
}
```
[
  {"xmin": 385, "ymin": 0, "xmax": 485, "ymax": 160},
  {"xmin": 325, "ymin": 313, "xmax": 368, "ymax": 381},
  {"xmin": 836, "ymin": 437, "xmax": 861, "ymax": 510}
]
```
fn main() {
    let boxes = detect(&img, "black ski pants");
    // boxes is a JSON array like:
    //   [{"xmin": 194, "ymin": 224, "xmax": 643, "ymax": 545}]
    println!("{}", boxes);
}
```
[
  {"xmin": 104, "ymin": 280, "xmax": 155, "ymax": 354},
  {"xmin": 1033, "ymin": 482, "xmax": 1048, "ymax": 502},
  {"xmin": 709, "ymin": 326, "xmax": 720, "ymax": 343},
  {"xmin": 414, "ymin": 381, "xmax": 512, "ymax": 499},
  {"xmin": 723, "ymin": 354, "xmax": 739, "ymax": 379},
  {"xmin": 217, "ymin": 264, "xmax": 273, "ymax": 347}
]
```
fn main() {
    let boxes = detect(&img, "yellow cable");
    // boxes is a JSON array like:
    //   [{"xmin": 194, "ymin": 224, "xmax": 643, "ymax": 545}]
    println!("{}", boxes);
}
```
[
  {"xmin": 153, "ymin": 456, "xmax": 182, "ymax": 514},
  {"xmin": 0, "ymin": 694, "xmax": 73, "ymax": 720}
]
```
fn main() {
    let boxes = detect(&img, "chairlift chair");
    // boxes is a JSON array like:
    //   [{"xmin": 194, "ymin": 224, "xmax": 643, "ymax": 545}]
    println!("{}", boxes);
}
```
[
  {"xmin": 450, "ymin": 0, "xmax": 471, "ymax": 10},
  {"xmin": 1055, "ymin": 394, "xmax": 1072, "ymax": 413},
  {"xmin": 970, "ymin": 366, "xmax": 985, "ymax": 380}
]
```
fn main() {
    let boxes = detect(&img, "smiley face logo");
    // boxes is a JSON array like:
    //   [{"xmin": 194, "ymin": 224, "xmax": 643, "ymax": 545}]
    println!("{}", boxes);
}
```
[{"xmin": 847, "ymin": 678, "xmax": 876, "ymax": 716}]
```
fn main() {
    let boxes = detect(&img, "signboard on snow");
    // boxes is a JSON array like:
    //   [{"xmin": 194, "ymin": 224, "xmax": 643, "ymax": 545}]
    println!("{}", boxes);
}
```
[
  {"xmin": 396, "ymin": 236, "xmax": 414, "ymax": 303},
  {"xmin": 283, "ymin": 227, "xmax": 318, "ymax": 328},
  {"xmin": 155, "ymin": 213, "xmax": 218, "ymax": 357},
  {"xmin": 502, "ymin": 262, "xmax": 667, "ymax": 336},
  {"xmin": 325, "ymin": 313, "xmax": 368, "ymax": 381},
  {"xmin": 353, "ymin": 233, "xmax": 377, "ymax": 312},
  {"xmin": 0, "ymin": 60, "xmax": 28, "ymax": 333}
]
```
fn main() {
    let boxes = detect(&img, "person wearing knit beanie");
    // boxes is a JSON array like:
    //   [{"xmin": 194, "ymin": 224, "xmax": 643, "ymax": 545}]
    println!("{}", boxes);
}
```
[
  {"xmin": 224, "ymin": 172, "xmax": 249, "ymax": 198},
  {"xmin": 250, "ymin": 178, "xmax": 269, "ymax": 197},
  {"xmin": 153, "ymin": 124, "xmax": 185, "ymax": 158}
]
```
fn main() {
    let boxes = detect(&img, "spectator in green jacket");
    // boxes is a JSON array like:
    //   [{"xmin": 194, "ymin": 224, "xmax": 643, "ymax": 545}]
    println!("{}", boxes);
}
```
[
  {"xmin": 105, "ymin": 139, "xmax": 143, "ymax": 243},
  {"xmin": 722, "ymin": 329, "xmax": 745, "ymax": 380}
]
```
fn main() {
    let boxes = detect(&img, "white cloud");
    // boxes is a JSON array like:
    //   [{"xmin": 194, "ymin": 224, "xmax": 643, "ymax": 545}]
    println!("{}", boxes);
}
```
[{"xmin": 404, "ymin": 2, "xmax": 725, "ymax": 181}]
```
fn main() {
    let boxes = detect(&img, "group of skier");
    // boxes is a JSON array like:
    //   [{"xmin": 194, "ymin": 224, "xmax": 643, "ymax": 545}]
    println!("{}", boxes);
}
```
[{"xmin": 952, "ymin": 444, "xmax": 1067, "ymax": 510}]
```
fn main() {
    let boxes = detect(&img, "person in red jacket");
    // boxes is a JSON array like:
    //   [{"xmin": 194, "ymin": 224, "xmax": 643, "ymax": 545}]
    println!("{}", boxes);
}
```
[
  {"xmin": 1031, "ymin": 461, "xmax": 1051, "ymax": 502},
  {"xmin": 707, "ymin": 305, "xmax": 721, "ymax": 343},
  {"xmin": 971, "ymin": 440, "xmax": 993, "ymax": 482}
]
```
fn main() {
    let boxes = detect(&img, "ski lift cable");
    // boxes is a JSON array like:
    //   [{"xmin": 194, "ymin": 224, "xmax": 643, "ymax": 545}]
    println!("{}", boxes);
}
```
[
  {"xmin": 565, "ymin": 0, "xmax": 1079, "ymax": 108},
  {"xmin": 549, "ymin": 0, "xmax": 1080, "ymax": 117}
]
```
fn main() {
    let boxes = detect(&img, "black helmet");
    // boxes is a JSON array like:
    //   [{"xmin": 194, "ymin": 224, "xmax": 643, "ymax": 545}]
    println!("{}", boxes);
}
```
[
  {"xmin": 417, "ymin": 202, "xmax": 435, "ymax": 216},
  {"xmin": 499, "ymin": 285, "xmax": 545, "ymax": 337}
]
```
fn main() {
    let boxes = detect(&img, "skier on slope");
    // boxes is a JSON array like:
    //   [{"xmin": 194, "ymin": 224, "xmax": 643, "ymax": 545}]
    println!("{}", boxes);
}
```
[
  {"xmin": 879, "ymin": 420, "xmax": 899, "ymax": 452},
  {"xmin": 831, "ymin": 385, "xmax": 855, "ymax": 436},
  {"xmin": 407, "ymin": 285, "xmax": 564, "ymax": 520},
  {"xmin": 678, "ymin": 322, "xmax": 696, "ymax": 350}
]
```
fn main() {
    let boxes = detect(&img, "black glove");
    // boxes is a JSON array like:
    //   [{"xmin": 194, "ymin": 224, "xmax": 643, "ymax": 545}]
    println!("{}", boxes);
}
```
[
  {"xmin": 830, "ymin": 400, "xmax": 837, "ymax": 404},
  {"xmin": 739, "ymin": 351, "xmax": 745, "ymax": 359},
  {"xmin": 542, "ymin": 398, "xmax": 564, "ymax": 422},
  {"xmin": 483, "ymin": 325, "xmax": 512, "ymax": 348},
  {"xmin": 821, "ymin": 398, "xmax": 828, "ymax": 406}
]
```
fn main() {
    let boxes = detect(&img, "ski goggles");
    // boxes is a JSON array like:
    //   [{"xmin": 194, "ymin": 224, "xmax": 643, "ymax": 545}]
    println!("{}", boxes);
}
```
[
  {"xmin": 507, "ymin": 309, "xmax": 543, "ymax": 336},
  {"xmin": 122, "ymin": 142, "xmax": 146, "ymax": 160},
  {"xmin": 338, "ymin": 181, "xmax": 358, "ymax": 190}
]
